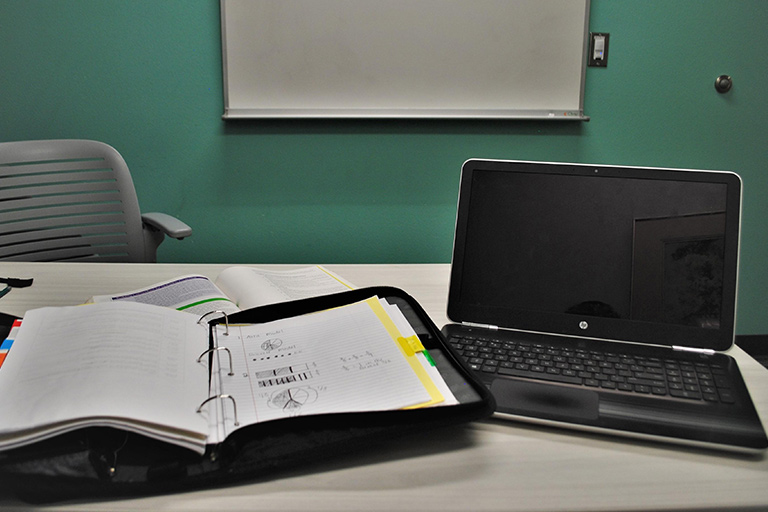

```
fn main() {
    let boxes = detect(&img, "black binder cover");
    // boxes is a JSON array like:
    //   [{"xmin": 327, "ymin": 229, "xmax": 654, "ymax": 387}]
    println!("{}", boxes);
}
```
[{"xmin": 0, "ymin": 287, "xmax": 494, "ymax": 502}]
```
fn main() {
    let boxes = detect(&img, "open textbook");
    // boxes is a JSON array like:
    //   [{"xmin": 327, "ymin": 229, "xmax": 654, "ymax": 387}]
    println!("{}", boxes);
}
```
[
  {"xmin": 91, "ymin": 266, "xmax": 354, "ymax": 316},
  {"xmin": 0, "ymin": 295, "xmax": 457, "ymax": 455}
]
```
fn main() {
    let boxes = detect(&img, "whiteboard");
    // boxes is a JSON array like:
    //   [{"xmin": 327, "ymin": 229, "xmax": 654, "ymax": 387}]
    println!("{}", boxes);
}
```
[{"xmin": 221, "ymin": 0, "xmax": 590, "ymax": 120}]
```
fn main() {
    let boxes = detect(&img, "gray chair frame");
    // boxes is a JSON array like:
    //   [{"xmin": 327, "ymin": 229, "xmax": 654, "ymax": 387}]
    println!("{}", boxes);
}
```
[{"xmin": 0, "ymin": 139, "xmax": 191, "ymax": 262}]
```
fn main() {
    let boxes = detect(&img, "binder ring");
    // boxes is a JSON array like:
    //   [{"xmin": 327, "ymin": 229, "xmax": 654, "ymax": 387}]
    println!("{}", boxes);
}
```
[
  {"xmin": 197, "ymin": 394, "xmax": 239, "ymax": 426},
  {"xmin": 197, "ymin": 346, "xmax": 235, "ymax": 376},
  {"xmin": 198, "ymin": 310, "xmax": 230, "ymax": 335}
]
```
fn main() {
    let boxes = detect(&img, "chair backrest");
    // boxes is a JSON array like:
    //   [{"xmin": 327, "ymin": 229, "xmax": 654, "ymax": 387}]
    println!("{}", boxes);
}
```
[{"xmin": 0, "ymin": 139, "xmax": 146, "ymax": 262}]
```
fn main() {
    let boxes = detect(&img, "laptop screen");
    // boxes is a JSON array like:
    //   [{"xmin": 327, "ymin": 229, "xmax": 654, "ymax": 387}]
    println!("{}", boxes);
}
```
[{"xmin": 447, "ymin": 160, "xmax": 742, "ymax": 351}]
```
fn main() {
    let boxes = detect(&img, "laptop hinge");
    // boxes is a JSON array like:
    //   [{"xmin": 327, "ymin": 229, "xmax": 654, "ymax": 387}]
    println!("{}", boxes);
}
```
[
  {"xmin": 672, "ymin": 346, "xmax": 716, "ymax": 355},
  {"xmin": 462, "ymin": 322, "xmax": 499, "ymax": 331}
]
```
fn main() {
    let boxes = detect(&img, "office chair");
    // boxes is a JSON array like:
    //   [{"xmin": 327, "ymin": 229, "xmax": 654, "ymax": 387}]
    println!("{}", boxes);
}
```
[{"xmin": 0, "ymin": 139, "xmax": 192, "ymax": 262}]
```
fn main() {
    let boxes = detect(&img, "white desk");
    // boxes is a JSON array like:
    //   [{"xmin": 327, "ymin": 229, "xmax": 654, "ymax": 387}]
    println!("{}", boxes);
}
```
[{"xmin": 1, "ymin": 262, "xmax": 767, "ymax": 511}]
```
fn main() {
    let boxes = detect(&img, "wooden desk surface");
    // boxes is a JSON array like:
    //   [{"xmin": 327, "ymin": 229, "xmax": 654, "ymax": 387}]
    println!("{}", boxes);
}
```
[{"xmin": 1, "ymin": 262, "xmax": 767, "ymax": 511}]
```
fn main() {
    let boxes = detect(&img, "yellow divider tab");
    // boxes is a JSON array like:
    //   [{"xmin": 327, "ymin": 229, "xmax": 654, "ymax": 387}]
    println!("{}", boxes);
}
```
[
  {"xmin": 397, "ymin": 335, "xmax": 425, "ymax": 357},
  {"xmin": 364, "ymin": 297, "xmax": 444, "ymax": 408}
]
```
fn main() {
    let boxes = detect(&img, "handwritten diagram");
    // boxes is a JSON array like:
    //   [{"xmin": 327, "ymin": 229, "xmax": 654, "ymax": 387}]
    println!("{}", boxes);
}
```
[
  {"xmin": 268, "ymin": 386, "xmax": 318, "ymax": 415},
  {"xmin": 255, "ymin": 363, "xmax": 313, "ymax": 388},
  {"xmin": 260, "ymin": 338, "xmax": 282, "ymax": 352}
]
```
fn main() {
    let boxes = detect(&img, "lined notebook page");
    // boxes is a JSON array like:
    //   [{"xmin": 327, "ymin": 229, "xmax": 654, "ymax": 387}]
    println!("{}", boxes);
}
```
[
  {"xmin": 381, "ymin": 301, "xmax": 459, "ymax": 406},
  {"xmin": 209, "ymin": 299, "xmax": 435, "ymax": 441},
  {"xmin": 0, "ymin": 303, "xmax": 210, "ymax": 453}
]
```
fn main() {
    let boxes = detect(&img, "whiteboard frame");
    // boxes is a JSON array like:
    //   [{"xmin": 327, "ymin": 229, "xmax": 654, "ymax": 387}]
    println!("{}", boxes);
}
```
[{"xmin": 221, "ymin": 0, "xmax": 591, "ymax": 121}]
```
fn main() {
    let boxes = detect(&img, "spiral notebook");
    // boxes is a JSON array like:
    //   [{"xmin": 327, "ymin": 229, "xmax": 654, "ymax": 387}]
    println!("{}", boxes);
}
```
[{"xmin": 442, "ymin": 158, "xmax": 767, "ymax": 452}]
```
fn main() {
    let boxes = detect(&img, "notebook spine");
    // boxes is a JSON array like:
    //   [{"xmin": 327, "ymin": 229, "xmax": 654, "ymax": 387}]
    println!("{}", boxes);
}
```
[
  {"xmin": 196, "ymin": 312, "xmax": 239, "ymax": 429},
  {"xmin": 196, "ymin": 394, "xmax": 239, "ymax": 426},
  {"xmin": 197, "ymin": 347, "xmax": 235, "ymax": 376},
  {"xmin": 197, "ymin": 310, "xmax": 230, "ymax": 336}
]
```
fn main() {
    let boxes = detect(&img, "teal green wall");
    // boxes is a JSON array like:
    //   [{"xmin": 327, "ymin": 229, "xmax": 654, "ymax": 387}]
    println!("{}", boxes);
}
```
[{"xmin": 2, "ymin": 1, "xmax": 767, "ymax": 334}]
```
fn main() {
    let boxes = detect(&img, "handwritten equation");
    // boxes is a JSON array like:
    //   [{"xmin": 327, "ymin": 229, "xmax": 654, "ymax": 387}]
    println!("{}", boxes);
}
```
[{"xmin": 340, "ymin": 351, "xmax": 392, "ymax": 372}]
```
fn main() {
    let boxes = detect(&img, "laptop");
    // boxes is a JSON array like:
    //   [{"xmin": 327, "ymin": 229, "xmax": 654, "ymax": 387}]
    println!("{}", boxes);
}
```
[{"xmin": 442, "ymin": 159, "xmax": 768, "ymax": 452}]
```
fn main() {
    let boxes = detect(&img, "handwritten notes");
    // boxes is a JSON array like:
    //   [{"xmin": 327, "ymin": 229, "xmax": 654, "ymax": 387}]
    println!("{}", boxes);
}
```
[{"xmin": 206, "ymin": 298, "xmax": 445, "ymax": 441}]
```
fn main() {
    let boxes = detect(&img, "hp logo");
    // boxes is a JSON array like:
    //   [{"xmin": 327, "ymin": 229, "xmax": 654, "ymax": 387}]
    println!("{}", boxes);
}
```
[{"xmin": 579, "ymin": 321, "xmax": 589, "ymax": 330}]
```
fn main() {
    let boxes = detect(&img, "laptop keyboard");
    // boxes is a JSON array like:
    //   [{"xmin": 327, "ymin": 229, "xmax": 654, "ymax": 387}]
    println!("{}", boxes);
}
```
[{"xmin": 447, "ymin": 333, "xmax": 735, "ymax": 404}]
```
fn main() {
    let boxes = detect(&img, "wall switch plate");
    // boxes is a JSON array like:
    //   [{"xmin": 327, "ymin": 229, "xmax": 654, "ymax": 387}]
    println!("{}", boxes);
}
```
[{"xmin": 588, "ymin": 32, "xmax": 609, "ymax": 67}]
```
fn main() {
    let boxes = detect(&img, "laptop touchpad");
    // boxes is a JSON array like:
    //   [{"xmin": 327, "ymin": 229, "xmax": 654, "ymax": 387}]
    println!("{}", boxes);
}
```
[{"xmin": 491, "ymin": 379, "xmax": 599, "ymax": 422}]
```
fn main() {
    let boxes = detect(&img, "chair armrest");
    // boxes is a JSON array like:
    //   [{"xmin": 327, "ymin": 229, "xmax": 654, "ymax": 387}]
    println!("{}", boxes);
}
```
[{"xmin": 141, "ymin": 212, "xmax": 193, "ymax": 239}]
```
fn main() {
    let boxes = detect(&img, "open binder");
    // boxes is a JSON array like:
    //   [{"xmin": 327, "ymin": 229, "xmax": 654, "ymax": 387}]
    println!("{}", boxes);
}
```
[{"xmin": 0, "ymin": 287, "xmax": 494, "ymax": 501}]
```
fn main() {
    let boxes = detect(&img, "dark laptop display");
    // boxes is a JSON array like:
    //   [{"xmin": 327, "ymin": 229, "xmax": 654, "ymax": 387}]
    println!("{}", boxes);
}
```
[{"xmin": 443, "ymin": 159, "xmax": 767, "ymax": 452}]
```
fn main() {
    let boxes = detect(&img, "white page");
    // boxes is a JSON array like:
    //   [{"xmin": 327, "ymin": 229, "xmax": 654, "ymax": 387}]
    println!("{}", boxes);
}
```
[
  {"xmin": 0, "ymin": 302, "xmax": 210, "ymax": 453},
  {"xmin": 382, "ymin": 301, "xmax": 458, "ymax": 406},
  {"xmin": 214, "ymin": 266, "xmax": 353, "ymax": 310},
  {"xmin": 207, "ymin": 299, "xmax": 432, "ymax": 441}
]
